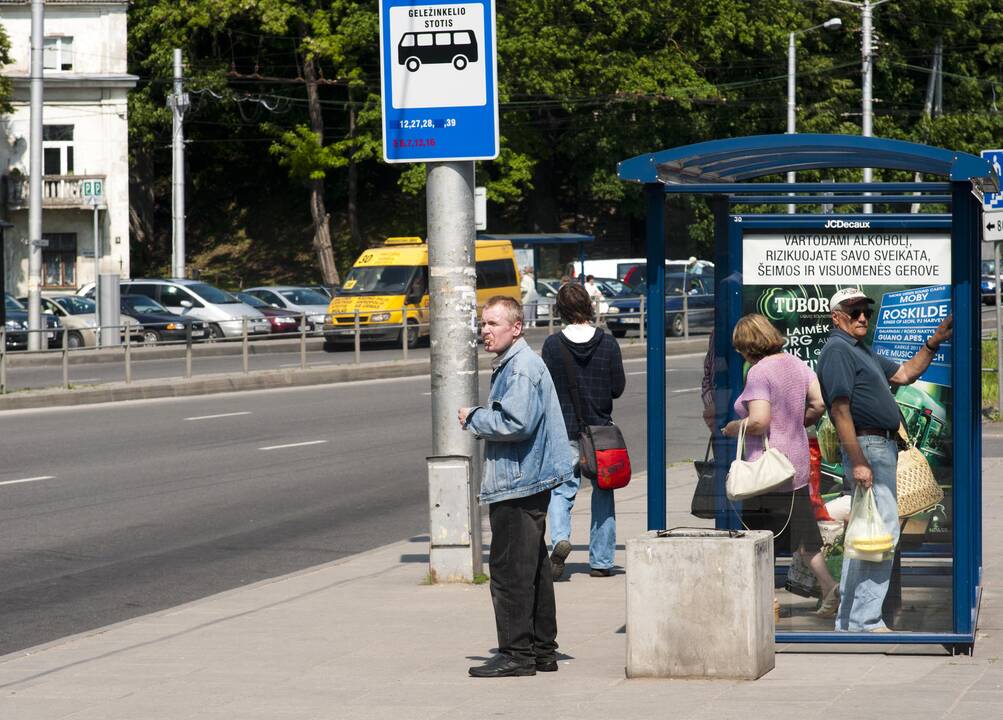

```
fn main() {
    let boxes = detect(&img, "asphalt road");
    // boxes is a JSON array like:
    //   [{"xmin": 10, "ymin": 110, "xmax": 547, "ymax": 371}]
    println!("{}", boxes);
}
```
[
  {"xmin": 0, "ymin": 352, "xmax": 707, "ymax": 655},
  {"xmin": 3, "ymin": 336, "xmax": 1000, "ymax": 656}
]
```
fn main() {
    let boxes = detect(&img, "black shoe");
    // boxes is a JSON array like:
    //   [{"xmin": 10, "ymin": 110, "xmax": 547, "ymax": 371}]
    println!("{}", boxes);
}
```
[
  {"xmin": 589, "ymin": 567, "xmax": 612, "ymax": 577},
  {"xmin": 550, "ymin": 540, "xmax": 572, "ymax": 581},
  {"xmin": 468, "ymin": 655, "xmax": 536, "ymax": 678},
  {"xmin": 535, "ymin": 660, "xmax": 559, "ymax": 672}
]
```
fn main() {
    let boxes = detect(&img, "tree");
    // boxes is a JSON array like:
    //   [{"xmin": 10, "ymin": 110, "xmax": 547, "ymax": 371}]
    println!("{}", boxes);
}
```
[{"xmin": 0, "ymin": 21, "xmax": 12, "ymax": 112}]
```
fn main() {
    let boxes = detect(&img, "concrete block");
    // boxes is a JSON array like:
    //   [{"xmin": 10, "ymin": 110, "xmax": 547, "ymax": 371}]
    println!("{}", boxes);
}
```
[{"xmin": 626, "ymin": 529, "xmax": 774, "ymax": 680}]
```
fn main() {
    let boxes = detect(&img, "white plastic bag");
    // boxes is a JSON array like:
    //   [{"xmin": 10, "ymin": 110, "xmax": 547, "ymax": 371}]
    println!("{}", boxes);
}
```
[{"xmin": 844, "ymin": 487, "xmax": 895, "ymax": 562}]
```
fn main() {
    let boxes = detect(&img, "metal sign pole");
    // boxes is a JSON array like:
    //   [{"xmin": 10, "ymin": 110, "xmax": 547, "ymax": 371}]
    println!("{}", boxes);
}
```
[{"xmin": 996, "ymin": 239, "xmax": 1002, "ymax": 418}]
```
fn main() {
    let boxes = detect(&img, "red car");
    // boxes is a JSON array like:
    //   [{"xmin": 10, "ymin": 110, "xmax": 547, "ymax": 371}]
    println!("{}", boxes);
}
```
[{"xmin": 235, "ymin": 292, "xmax": 302, "ymax": 335}]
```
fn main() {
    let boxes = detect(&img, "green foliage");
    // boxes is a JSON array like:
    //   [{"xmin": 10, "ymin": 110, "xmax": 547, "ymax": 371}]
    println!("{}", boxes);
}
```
[
  {"xmin": 0, "ymin": 20, "xmax": 12, "ymax": 112},
  {"xmin": 124, "ymin": 0, "xmax": 1003, "ymax": 282}
]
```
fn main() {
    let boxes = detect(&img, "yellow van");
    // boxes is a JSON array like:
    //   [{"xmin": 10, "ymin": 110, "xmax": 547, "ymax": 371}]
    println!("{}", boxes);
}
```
[{"xmin": 323, "ymin": 236, "xmax": 521, "ymax": 349}]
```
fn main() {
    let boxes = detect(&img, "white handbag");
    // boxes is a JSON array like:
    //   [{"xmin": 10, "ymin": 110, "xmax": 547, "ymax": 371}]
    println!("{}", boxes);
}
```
[{"xmin": 725, "ymin": 419, "xmax": 795, "ymax": 501}]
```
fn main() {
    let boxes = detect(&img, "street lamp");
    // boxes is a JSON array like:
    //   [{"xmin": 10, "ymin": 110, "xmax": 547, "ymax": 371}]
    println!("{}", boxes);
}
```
[{"xmin": 787, "ymin": 17, "xmax": 842, "ymax": 214}]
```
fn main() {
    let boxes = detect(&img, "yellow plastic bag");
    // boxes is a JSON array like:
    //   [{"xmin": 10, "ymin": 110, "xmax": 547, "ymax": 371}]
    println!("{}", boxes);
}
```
[
  {"xmin": 816, "ymin": 414, "xmax": 841, "ymax": 464},
  {"xmin": 844, "ymin": 487, "xmax": 895, "ymax": 562}
]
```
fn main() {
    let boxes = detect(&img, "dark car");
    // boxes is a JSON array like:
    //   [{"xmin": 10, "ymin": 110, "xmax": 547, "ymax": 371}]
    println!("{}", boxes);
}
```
[
  {"xmin": 120, "ymin": 294, "xmax": 208, "ymax": 345},
  {"xmin": 234, "ymin": 292, "xmax": 301, "ymax": 335},
  {"xmin": 604, "ymin": 273, "xmax": 714, "ymax": 338},
  {"xmin": 3, "ymin": 293, "xmax": 61, "ymax": 350},
  {"xmin": 982, "ymin": 260, "xmax": 997, "ymax": 305}
]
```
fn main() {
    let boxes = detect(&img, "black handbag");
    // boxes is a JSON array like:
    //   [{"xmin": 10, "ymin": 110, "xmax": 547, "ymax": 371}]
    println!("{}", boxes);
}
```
[{"xmin": 691, "ymin": 438, "xmax": 716, "ymax": 519}]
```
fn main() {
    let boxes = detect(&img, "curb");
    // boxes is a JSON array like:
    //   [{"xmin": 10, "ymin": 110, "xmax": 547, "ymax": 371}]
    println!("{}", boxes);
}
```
[{"xmin": 0, "ymin": 337, "xmax": 707, "ymax": 412}]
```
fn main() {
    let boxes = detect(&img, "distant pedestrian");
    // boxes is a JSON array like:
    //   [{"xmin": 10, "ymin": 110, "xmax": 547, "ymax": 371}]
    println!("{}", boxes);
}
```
[
  {"xmin": 584, "ymin": 275, "xmax": 607, "ymax": 317},
  {"xmin": 520, "ymin": 266, "xmax": 538, "ymax": 325},
  {"xmin": 542, "ymin": 282, "xmax": 625, "ymax": 579},
  {"xmin": 817, "ymin": 288, "xmax": 952, "ymax": 632},
  {"xmin": 459, "ymin": 296, "xmax": 575, "ymax": 678}
]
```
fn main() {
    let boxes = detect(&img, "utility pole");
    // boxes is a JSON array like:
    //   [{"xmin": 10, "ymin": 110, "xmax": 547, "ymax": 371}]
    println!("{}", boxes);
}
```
[
  {"xmin": 169, "ymin": 49, "xmax": 189, "ymax": 279},
  {"xmin": 427, "ymin": 161, "xmax": 482, "ymax": 581},
  {"xmin": 26, "ymin": 0, "xmax": 44, "ymax": 350},
  {"xmin": 911, "ymin": 38, "xmax": 942, "ymax": 214},
  {"xmin": 832, "ymin": 0, "xmax": 889, "ymax": 214},
  {"xmin": 787, "ymin": 18, "xmax": 842, "ymax": 214}
]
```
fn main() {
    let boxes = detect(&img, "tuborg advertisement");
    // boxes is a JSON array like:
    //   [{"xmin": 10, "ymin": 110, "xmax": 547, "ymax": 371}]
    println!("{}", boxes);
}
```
[{"xmin": 741, "ymin": 223, "xmax": 953, "ymax": 542}]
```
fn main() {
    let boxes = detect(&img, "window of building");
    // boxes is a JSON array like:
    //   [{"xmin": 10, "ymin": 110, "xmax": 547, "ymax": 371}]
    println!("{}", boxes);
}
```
[
  {"xmin": 42, "ymin": 125, "xmax": 74, "ymax": 175},
  {"xmin": 43, "ymin": 36, "xmax": 73, "ymax": 71},
  {"xmin": 42, "ymin": 233, "xmax": 77, "ymax": 288}
]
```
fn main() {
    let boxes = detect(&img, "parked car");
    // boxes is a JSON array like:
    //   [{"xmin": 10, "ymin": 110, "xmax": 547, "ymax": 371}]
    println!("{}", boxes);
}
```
[
  {"xmin": 4, "ymin": 293, "xmax": 61, "ymax": 350},
  {"xmin": 307, "ymin": 283, "xmax": 339, "ymax": 299},
  {"xmin": 119, "ymin": 279, "xmax": 270, "ymax": 340},
  {"xmin": 604, "ymin": 273, "xmax": 715, "ymax": 338},
  {"xmin": 234, "ymin": 292, "xmax": 302, "ymax": 335},
  {"xmin": 241, "ymin": 286, "xmax": 330, "ymax": 331},
  {"xmin": 22, "ymin": 294, "xmax": 142, "ymax": 348},
  {"xmin": 533, "ymin": 277, "xmax": 562, "ymax": 325},
  {"xmin": 622, "ymin": 259, "xmax": 714, "ymax": 289},
  {"xmin": 120, "ymin": 294, "xmax": 209, "ymax": 345},
  {"xmin": 982, "ymin": 260, "xmax": 997, "ymax": 305}
]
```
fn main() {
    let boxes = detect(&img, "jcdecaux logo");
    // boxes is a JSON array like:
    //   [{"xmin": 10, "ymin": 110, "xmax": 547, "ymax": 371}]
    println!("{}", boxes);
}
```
[{"xmin": 823, "ymin": 219, "xmax": 871, "ymax": 229}]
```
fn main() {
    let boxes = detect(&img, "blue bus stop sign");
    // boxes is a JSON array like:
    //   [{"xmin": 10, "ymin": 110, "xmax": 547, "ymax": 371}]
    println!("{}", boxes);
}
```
[
  {"xmin": 981, "ymin": 149, "xmax": 1003, "ymax": 209},
  {"xmin": 379, "ymin": 0, "xmax": 499, "ymax": 163}
]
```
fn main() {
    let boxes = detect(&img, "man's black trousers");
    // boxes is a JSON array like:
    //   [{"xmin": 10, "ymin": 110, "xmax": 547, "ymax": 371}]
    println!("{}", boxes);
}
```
[{"xmin": 488, "ymin": 490, "xmax": 558, "ymax": 666}]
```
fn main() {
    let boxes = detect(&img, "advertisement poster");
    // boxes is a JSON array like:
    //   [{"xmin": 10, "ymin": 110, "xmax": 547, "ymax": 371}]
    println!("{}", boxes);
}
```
[{"xmin": 741, "ymin": 226, "xmax": 953, "ymax": 542}]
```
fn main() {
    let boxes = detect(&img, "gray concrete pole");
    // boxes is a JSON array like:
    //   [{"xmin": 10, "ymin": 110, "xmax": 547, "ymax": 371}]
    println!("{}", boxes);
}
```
[
  {"xmin": 26, "ymin": 0, "xmax": 44, "ymax": 350},
  {"xmin": 92, "ymin": 200, "xmax": 100, "ymax": 347},
  {"xmin": 861, "ymin": 0, "xmax": 874, "ymax": 213},
  {"xmin": 171, "ymin": 49, "xmax": 186, "ymax": 279},
  {"xmin": 787, "ymin": 31, "xmax": 796, "ymax": 215},
  {"xmin": 427, "ymin": 161, "xmax": 481, "ymax": 581}
]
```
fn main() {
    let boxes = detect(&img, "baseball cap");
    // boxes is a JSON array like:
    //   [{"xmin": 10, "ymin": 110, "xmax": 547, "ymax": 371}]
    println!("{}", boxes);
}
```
[{"xmin": 829, "ymin": 288, "xmax": 875, "ymax": 310}]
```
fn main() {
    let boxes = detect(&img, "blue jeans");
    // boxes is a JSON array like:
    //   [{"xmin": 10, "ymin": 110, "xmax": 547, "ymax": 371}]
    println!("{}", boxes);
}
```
[
  {"xmin": 548, "ymin": 440, "xmax": 617, "ymax": 570},
  {"xmin": 836, "ymin": 435, "xmax": 900, "ymax": 632}
]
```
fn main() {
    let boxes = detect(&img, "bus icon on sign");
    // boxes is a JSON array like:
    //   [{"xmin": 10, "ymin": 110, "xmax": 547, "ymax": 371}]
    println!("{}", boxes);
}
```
[{"xmin": 398, "ymin": 30, "xmax": 478, "ymax": 72}]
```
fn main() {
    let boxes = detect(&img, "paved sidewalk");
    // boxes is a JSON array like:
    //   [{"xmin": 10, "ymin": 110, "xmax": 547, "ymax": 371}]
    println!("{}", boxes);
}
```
[{"xmin": 1, "ymin": 457, "xmax": 1000, "ymax": 719}]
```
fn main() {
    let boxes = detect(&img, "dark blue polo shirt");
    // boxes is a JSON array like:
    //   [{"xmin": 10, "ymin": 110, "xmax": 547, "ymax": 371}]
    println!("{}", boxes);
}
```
[{"xmin": 816, "ymin": 327, "xmax": 901, "ymax": 431}]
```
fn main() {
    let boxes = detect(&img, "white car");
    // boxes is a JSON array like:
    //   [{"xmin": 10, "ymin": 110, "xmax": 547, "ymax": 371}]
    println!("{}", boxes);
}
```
[
  {"xmin": 119, "ymin": 279, "xmax": 270, "ymax": 340},
  {"xmin": 242, "ymin": 286, "xmax": 331, "ymax": 330}
]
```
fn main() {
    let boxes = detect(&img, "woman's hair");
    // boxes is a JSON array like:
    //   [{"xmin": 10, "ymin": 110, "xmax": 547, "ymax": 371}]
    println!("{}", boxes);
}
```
[
  {"xmin": 555, "ymin": 282, "xmax": 594, "ymax": 324},
  {"xmin": 732, "ymin": 313, "xmax": 785, "ymax": 360}
]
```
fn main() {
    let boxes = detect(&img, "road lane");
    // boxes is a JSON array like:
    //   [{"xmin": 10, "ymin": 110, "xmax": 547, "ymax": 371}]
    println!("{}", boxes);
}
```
[{"xmin": 0, "ymin": 353, "xmax": 712, "ymax": 654}]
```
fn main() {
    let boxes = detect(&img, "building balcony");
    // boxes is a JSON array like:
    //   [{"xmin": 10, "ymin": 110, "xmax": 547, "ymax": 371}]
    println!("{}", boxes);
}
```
[{"xmin": 5, "ymin": 174, "xmax": 107, "ymax": 210}]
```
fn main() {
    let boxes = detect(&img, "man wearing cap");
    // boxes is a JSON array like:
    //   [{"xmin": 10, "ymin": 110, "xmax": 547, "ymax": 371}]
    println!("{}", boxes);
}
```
[{"xmin": 817, "ymin": 287, "xmax": 952, "ymax": 632}]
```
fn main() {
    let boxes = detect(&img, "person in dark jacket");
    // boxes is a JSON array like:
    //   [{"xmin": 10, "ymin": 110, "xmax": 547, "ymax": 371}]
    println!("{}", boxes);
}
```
[{"xmin": 542, "ymin": 282, "xmax": 626, "ymax": 579}]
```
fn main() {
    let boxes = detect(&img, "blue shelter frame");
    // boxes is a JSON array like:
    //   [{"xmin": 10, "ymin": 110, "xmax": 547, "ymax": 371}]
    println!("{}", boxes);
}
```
[{"xmin": 618, "ymin": 134, "xmax": 998, "ymax": 652}]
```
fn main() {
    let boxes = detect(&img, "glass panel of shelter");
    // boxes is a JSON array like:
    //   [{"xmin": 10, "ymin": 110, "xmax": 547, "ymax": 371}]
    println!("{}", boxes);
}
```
[{"xmin": 707, "ymin": 216, "xmax": 955, "ymax": 635}]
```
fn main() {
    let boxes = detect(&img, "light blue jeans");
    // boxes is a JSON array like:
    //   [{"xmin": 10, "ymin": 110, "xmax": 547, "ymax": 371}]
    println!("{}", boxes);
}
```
[
  {"xmin": 836, "ymin": 435, "xmax": 900, "ymax": 632},
  {"xmin": 548, "ymin": 440, "xmax": 617, "ymax": 570}
]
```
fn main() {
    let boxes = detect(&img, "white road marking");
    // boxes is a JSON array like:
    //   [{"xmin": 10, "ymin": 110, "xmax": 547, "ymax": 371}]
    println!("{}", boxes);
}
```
[
  {"xmin": 0, "ymin": 476, "xmax": 53, "ymax": 487},
  {"xmin": 280, "ymin": 362, "xmax": 332, "ymax": 368},
  {"xmin": 185, "ymin": 411, "xmax": 253, "ymax": 421},
  {"xmin": 671, "ymin": 387, "xmax": 701, "ymax": 394},
  {"xmin": 259, "ymin": 440, "xmax": 328, "ymax": 451}
]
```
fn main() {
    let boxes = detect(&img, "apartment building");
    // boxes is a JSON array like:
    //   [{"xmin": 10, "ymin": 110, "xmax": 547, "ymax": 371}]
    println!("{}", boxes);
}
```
[{"xmin": 0, "ymin": 0, "xmax": 136, "ymax": 295}]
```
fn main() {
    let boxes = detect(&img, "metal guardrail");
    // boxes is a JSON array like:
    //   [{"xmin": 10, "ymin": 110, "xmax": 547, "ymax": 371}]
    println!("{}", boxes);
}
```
[{"xmin": 0, "ymin": 302, "xmax": 683, "ymax": 395}]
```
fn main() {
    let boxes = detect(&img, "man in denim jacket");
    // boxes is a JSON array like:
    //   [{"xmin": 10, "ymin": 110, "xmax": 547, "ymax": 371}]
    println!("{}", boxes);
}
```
[{"xmin": 459, "ymin": 296, "xmax": 575, "ymax": 678}]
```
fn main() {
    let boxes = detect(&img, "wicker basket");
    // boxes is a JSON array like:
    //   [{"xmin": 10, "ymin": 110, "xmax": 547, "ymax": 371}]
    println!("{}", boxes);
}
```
[{"xmin": 897, "ymin": 442, "xmax": 944, "ymax": 518}]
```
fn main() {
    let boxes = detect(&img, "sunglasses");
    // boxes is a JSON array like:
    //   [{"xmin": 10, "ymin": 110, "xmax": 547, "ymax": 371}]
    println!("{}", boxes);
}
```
[{"xmin": 839, "ymin": 306, "xmax": 873, "ymax": 320}]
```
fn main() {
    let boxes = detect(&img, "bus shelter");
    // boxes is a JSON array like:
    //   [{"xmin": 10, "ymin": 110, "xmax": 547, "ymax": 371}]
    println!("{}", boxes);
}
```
[
  {"xmin": 618, "ymin": 134, "xmax": 998, "ymax": 652},
  {"xmin": 476, "ymin": 232, "xmax": 594, "ymax": 281}
]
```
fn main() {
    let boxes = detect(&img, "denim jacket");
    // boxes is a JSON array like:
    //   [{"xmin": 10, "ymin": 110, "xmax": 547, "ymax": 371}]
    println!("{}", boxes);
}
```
[{"xmin": 466, "ymin": 338, "xmax": 575, "ymax": 504}]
